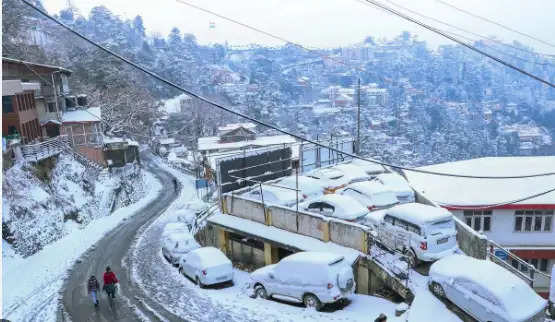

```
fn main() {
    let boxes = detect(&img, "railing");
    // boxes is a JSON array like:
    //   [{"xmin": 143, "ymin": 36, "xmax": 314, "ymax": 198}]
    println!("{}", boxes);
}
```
[
  {"xmin": 487, "ymin": 240, "xmax": 551, "ymax": 288},
  {"xmin": 21, "ymin": 136, "xmax": 70, "ymax": 162}
]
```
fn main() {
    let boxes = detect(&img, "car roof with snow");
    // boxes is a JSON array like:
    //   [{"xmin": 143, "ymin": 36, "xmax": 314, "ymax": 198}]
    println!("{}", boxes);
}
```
[
  {"xmin": 345, "ymin": 181, "xmax": 395, "ymax": 195},
  {"xmin": 375, "ymin": 173, "xmax": 411, "ymax": 190},
  {"xmin": 332, "ymin": 163, "xmax": 371, "ymax": 181},
  {"xmin": 164, "ymin": 231, "xmax": 194, "ymax": 241},
  {"xmin": 348, "ymin": 159, "xmax": 387, "ymax": 174},
  {"xmin": 430, "ymin": 255, "xmax": 546, "ymax": 321},
  {"xmin": 281, "ymin": 251, "xmax": 345, "ymax": 266},
  {"xmin": 386, "ymin": 203, "xmax": 452, "ymax": 225},
  {"xmin": 247, "ymin": 185, "xmax": 298, "ymax": 204},
  {"xmin": 307, "ymin": 194, "xmax": 368, "ymax": 220},
  {"xmin": 189, "ymin": 247, "xmax": 230, "ymax": 266},
  {"xmin": 307, "ymin": 167, "xmax": 345, "ymax": 180},
  {"xmin": 277, "ymin": 175, "xmax": 327, "ymax": 192}
]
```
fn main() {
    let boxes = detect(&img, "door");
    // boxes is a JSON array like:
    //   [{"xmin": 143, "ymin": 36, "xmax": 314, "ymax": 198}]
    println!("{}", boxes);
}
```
[
  {"xmin": 379, "ymin": 215, "xmax": 396, "ymax": 249},
  {"xmin": 450, "ymin": 279, "xmax": 480, "ymax": 321}
]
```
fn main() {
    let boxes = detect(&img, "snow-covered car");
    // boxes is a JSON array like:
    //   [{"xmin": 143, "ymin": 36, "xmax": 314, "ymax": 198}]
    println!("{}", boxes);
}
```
[
  {"xmin": 245, "ymin": 185, "xmax": 300, "ymax": 206},
  {"xmin": 338, "ymin": 181, "xmax": 399, "ymax": 211},
  {"xmin": 348, "ymin": 159, "xmax": 387, "ymax": 176},
  {"xmin": 332, "ymin": 163, "xmax": 372, "ymax": 184},
  {"xmin": 250, "ymin": 252, "xmax": 355, "ymax": 311},
  {"xmin": 302, "ymin": 194, "xmax": 368, "ymax": 222},
  {"xmin": 376, "ymin": 203, "xmax": 457, "ymax": 267},
  {"xmin": 162, "ymin": 222, "xmax": 188, "ymax": 238},
  {"xmin": 162, "ymin": 232, "xmax": 201, "ymax": 266},
  {"xmin": 178, "ymin": 247, "xmax": 233, "ymax": 287},
  {"xmin": 374, "ymin": 173, "xmax": 415, "ymax": 203},
  {"xmin": 428, "ymin": 255, "xmax": 547, "ymax": 322},
  {"xmin": 274, "ymin": 175, "xmax": 327, "ymax": 201},
  {"xmin": 306, "ymin": 167, "xmax": 351, "ymax": 192}
]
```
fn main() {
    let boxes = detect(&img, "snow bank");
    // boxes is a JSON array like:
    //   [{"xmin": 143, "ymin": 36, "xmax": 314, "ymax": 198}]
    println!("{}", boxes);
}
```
[
  {"xmin": 2, "ymin": 170, "xmax": 162, "ymax": 322},
  {"xmin": 2, "ymin": 153, "xmax": 147, "ymax": 257}
]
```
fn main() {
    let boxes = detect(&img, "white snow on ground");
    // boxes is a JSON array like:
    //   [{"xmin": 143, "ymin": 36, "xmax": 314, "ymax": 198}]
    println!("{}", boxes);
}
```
[
  {"xmin": 131, "ymin": 159, "xmax": 462, "ymax": 322},
  {"xmin": 1, "ymin": 171, "xmax": 162, "ymax": 322}
]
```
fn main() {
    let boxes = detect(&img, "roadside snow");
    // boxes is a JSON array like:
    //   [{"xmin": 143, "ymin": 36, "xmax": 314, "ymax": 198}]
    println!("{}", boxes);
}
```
[{"xmin": 1, "ymin": 171, "xmax": 162, "ymax": 322}]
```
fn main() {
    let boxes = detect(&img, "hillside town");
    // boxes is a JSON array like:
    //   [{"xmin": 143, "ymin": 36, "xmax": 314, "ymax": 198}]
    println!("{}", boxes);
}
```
[{"xmin": 2, "ymin": 0, "xmax": 555, "ymax": 322}]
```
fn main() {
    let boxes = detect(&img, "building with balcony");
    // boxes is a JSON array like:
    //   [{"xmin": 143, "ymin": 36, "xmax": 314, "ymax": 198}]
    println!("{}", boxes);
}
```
[
  {"xmin": 2, "ymin": 57, "xmax": 73, "ymax": 138},
  {"xmin": 2, "ymin": 80, "xmax": 41, "ymax": 144}
]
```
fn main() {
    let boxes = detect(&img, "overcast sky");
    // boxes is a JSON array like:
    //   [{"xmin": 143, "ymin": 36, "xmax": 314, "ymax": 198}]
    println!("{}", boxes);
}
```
[{"xmin": 42, "ymin": 0, "xmax": 555, "ymax": 54}]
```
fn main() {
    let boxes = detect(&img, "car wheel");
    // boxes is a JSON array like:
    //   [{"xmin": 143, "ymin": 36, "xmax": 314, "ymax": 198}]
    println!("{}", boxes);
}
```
[
  {"xmin": 430, "ymin": 282, "xmax": 445, "ymax": 298},
  {"xmin": 303, "ymin": 294, "xmax": 322, "ymax": 311},
  {"xmin": 196, "ymin": 276, "xmax": 204, "ymax": 289},
  {"xmin": 254, "ymin": 285, "xmax": 268, "ymax": 299},
  {"xmin": 178, "ymin": 267, "xmax": 183, "ymax": 275},
  {"xmin": 405, "ymin": 249, "xmax": 418, "ymax": 268}
]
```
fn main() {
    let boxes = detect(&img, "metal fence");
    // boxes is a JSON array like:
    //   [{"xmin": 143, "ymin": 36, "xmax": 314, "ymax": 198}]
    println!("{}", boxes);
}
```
[{"xmin": 21, "ymin": 135, "xmax": 70, "ymax": 162}]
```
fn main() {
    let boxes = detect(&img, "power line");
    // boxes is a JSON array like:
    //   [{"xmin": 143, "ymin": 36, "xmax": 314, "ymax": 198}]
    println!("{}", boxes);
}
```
[
  {"xmin": 379, "ymin": 0, "xmax": 553, "ymax": 65},
  {"xmin": 434, "ymin": 0, "xmax": 555, "ymax": 49},
  {"xmin": 360, "ymin": 0, "xmax": 554, "ymax": 87},
  {"xmin": 436, "ymin": 187, "xmax": 555, "ymax": 210},
  {"xmin": 20, "ymin": 0, "xmax": 555, "ymax": 179}
]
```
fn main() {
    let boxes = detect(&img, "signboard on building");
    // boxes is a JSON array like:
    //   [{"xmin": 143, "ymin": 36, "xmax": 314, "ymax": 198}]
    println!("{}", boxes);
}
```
[{"xmin": 216, "ymin": 146, "xmax": 292, "ymax": 194}]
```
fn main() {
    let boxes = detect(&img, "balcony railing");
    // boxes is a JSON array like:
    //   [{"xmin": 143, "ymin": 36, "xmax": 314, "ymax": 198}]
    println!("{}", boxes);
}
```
[{"xmin": 21, "ymin": 135, "xmax": 70, "ymax": 162}]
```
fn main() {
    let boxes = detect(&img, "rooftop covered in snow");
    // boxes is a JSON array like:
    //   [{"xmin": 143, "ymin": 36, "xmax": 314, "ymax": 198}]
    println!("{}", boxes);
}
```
[
  {"xmin": 61, "ymin": 107, "xmax": 101, "ymax": 123},
  {"xmin": 198, "ymin": 134, "xmax": 296, "ymax": 152},
  {"xmin": 405, "ymin": 156, "xmax": 555, "ymax": 207}
]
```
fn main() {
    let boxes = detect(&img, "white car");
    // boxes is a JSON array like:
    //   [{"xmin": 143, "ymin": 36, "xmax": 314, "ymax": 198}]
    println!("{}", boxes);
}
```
[
  {"xmin": 307, "ymin": 167, "xmax": 351, "ymax": 191},
  {"xmin": 179, "ymin": 247, "xmax": 234, "ymax": 287},
  {"xmin": 162, "ymin": 222, "xmax": 188, "ymax": 238},
  {"xmin": 161, "ymin": 232, "xmax": 201, "ymax": 266},
  {"xmin": 332, "ymin": 163, "xmax": 372, "ymax": 184},
  {"xmin": 250, "ymin": 252, "xmax": 355, "ymax": 311},
  {"xmin": 376, "ymin": 203, "xmax": 458, "ymax": 267},
  {"xmin": 348, "ymin": 159, "xmax": 387, "ymax": 176},
  {"xmin": 374, "ymin": 173, "xmax": 415, "ymax": 203},
  {"xmin": 274, "ymin": 175, "xmax": 327, "ymax": 200},
  {"xmin": 302, "ymin": 194, "xmax": 368, "ymax": 222},
  {"xmin": 429, "ymin": 255, "xmax": 546, "ymax": 322},
  {"xmin": 245, "ymin": 185, "xmax": 299, "ymax": 206},
  {"xmin": 338, "ymin": 181, "xmax": 399, "ymax": 211}
]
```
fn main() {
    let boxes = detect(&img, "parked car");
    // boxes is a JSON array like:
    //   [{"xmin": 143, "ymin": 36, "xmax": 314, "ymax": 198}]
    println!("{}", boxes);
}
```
[
  {"xmin": 250, "ymin": 251, "xmax": 355, "ymax": 310},
  {"xmin": 162, "ymin": 222, "xmax": 188, "ymax": 238},
  {"xmin": 307, "ymin": 166, "xmax": 351, "ymax": 191},
  {"xmin": 274, "ymin": 175, "xmax": 327, "ymax": 200},
  {"xmin": 376, "ymin": 203, "xmax": 457, "ymax": 267},
  {"xmin": 348, "ymin": 159, "xmax": 387, "ymax": 176},
  {"xmin": 245, "ymin": 185, "xmax": 299, "ymax": 206},
  {"xmin": 162, "ymin": 232, "xmax": 201, "ymax": 266},
  {"xmin": 429, "ymin": 255, "xmax": 547, "ymax": 322},
  {"xmin": 332, "ymin": 163, "xmax": 371, "ymax": 184},
  {"xmin": 338, "ymin": 181, "xmax": 399, "ymax": 211},
  {"xmin": 374, "ymin": 173, "xmax": 415, "ymax": 203},
  {"xmin": 178, "ymin": 247, "xmax": 233, "ymax": 287},
  {"xmin": 301, "ymin": 194, "xmax": 368, "ymax": 222}
]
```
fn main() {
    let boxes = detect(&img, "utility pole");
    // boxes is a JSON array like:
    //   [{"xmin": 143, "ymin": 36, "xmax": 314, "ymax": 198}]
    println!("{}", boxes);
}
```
[{"xmin": 356, "ymin": 77, "xmax": 361, "ymax": 155}]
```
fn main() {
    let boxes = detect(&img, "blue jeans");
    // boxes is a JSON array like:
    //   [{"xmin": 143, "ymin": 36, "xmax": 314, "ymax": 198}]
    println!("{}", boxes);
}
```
[{"xmin": 90, "ymin": 290, "xmax": 98, "ymax": 304}]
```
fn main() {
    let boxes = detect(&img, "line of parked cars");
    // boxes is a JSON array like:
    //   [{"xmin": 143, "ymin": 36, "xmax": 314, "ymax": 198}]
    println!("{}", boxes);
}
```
[{"xmin": 161, "ymin": 222, "xmax": 357, "ymax": 311}]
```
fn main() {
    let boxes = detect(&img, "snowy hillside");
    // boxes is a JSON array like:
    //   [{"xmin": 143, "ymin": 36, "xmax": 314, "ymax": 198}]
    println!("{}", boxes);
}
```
[{"xmin": 2, "ymin": 153, "xmax": 147, "ymax": 257}]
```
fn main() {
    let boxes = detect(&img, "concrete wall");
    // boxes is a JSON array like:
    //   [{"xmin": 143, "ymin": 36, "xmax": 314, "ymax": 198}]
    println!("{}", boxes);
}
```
[
  {"xmin": 230, "ymin": 240, "xmax": 265, "ymax": 269},
  {"xmin": 453, "ymin": 216, "xmax": 488, "ymax": 260},
  {"xmin": 329, "ymin": 220, "xmax": 367, "ymax": 252},
  {"xmin": 297, "ymin": 212, "xmax": 328, "ymax": 241},
  {"xmin": 225, "ymin": 195, "xmax": 266, "ymax": 224},
  {"xmin": 76, "ymin": 146, "xmax": 106, "ymax": 167},
  {"xmin": 269, "ymin": 205, "xmax": 298, "ymax": 232}
]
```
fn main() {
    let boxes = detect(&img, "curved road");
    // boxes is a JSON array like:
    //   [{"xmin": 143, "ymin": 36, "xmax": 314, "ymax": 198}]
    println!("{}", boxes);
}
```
[{"xmin": 61, "ymin": 154, "xmax": 184, "ymax": 322}]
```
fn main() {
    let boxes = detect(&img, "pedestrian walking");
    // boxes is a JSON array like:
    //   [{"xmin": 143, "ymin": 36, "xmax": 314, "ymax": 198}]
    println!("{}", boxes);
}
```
[
  {"xmin": 375, "ymin": 313, "xmax": 387, "ymax": 322},
  {"xmin": 87, "ymin": 275, "xmax": 100, "ymax": 307},
  {"xmin": 103, "ymin": 266, "xmax": 119, "ymax": 298}
]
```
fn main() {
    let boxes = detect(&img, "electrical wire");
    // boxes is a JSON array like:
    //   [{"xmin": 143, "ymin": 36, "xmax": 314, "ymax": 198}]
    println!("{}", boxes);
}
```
[
  {"xmin": 436, "ymin": 187, "xmax": 555, "ymax": 210},
  {"xmin": 378, "ymin": 0, "xmax": 553, "ymax": 65},
  {"xmin": 434, "ymin": 0, "xmax": 555, "ymax": 49},
  {"xmin": 359, "ymin": 0, "xmax": 554, "ymax": 87},
  {"xmin": 20, "ymin": 0, "xmax": 555, "ymax": 179}
]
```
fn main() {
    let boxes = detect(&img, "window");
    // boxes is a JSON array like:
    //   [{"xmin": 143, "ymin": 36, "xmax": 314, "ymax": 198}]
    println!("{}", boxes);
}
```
[
  {"xmin": 514, "ymin": 210, "xmax": 553, "ymax": 232},
  {"xmin": 384, "ymin": 215, "xmax": 394, "ymax": 224},
  {"xmin": 540, "ymin": 259, "xmax": 548, "ymax": 272},
  {"xmin": 464, "ymin": 210, "xmax": 492, "ymax": 232},
  {"xmin": 3, "ymin": 96, "xmax": 14, "ymax": 113},
  {"xmin": 47, "ymin": 102, "xmax": 56, "ymax": 112},
  {"xmin": 531, "ymin": 259, "xmax": 538, "ymax": 269}
]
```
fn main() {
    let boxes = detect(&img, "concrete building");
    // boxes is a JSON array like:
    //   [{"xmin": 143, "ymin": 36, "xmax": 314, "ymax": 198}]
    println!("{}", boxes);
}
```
[{"xmin": 405, "ymin": 157, "xmax": 555, "ymax": 297}]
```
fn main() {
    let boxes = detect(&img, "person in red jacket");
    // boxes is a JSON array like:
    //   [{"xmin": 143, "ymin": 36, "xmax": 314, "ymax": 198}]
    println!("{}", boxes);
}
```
[{"xmin": 103, "ymin": 266, "xmax": 118, "ymax": 298}]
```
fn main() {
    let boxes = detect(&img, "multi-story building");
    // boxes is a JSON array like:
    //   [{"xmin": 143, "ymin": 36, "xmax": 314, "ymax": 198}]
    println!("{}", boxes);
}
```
[
  {"xmin": 2, "ymin": 80, "xmax": 42, "ymax": 143},
  {"xmin": 405, "ymin": 157, "xmax": 555, "ymax": 298},
  {"xmin": 2, "ymin": 57, "xmax": 73, "ymax": 138}
]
